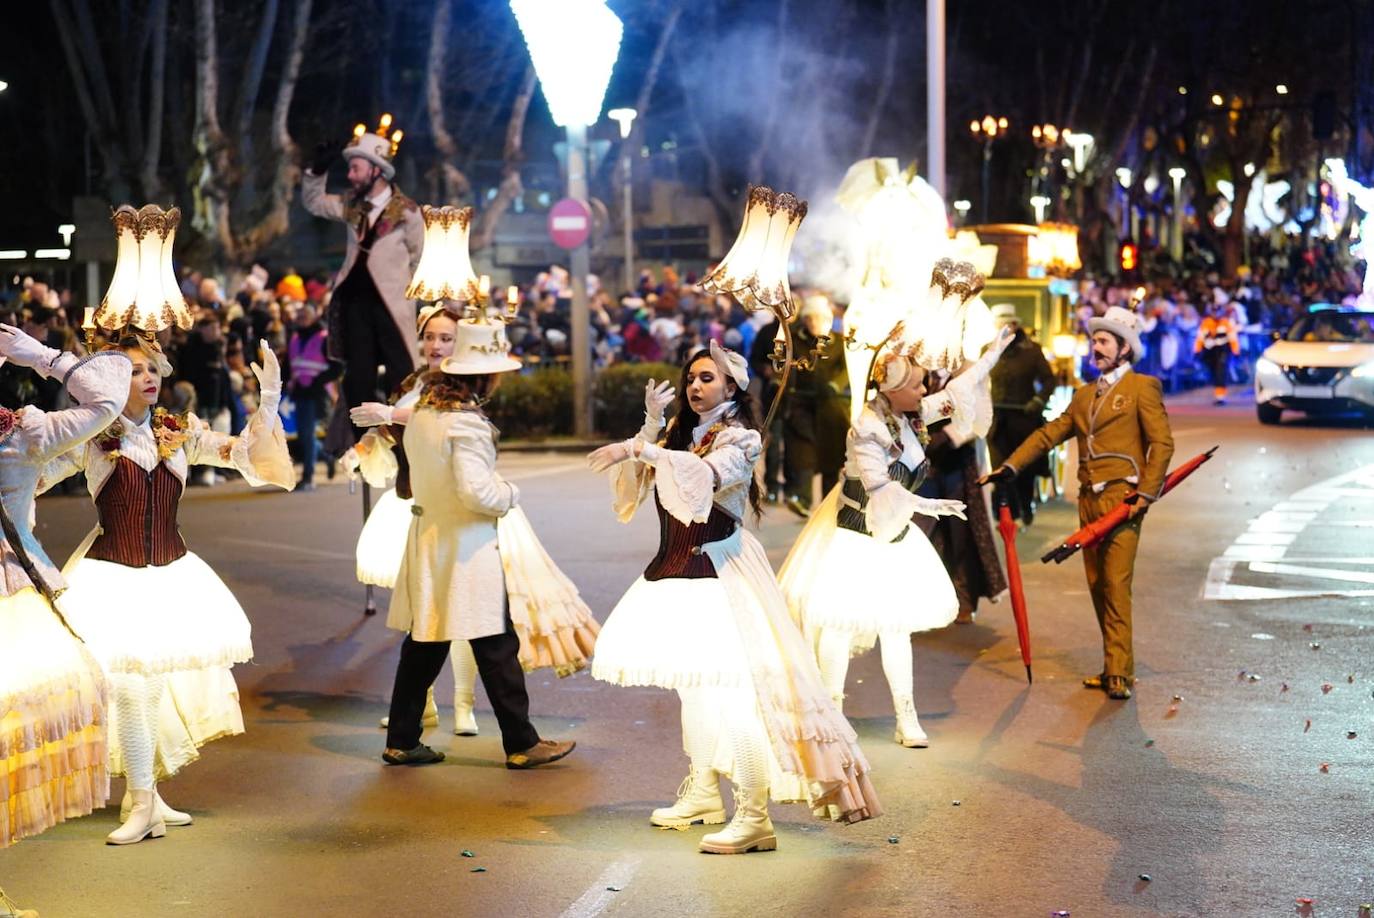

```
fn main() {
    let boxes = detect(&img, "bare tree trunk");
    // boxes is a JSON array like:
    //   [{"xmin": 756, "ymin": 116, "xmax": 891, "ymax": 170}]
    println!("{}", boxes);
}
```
[
  {"xmin": 140, "ymin": 0, "xmax": 169, "ymax": 200},
  {"xmin": 229, "ymin": 0, "xmax": 312, "ymax": 265},
  {"xmin": 192, "ymin": 0, "xmax": 235, "ymax": 258},
  {"xmin": 472, "ymin": 66, "xmax": 536, "ymax": 252},
  {"xmin": 858, "ymin": 0, "xmax": 900, "ymax": 160},
  {"xmin": 425, "ymin": 0, "xmax": 471, "ymax": 203},
  {"xmin": 616, "ymin": 2, "xmax": 682, "ymax": 194},
  {"xmin": 233, "ymin": 0, "xmax": 281, "ymax": 141},
  {"xmin": 50, "ymin": 0, "xmax": 129, "ymax": 197}
]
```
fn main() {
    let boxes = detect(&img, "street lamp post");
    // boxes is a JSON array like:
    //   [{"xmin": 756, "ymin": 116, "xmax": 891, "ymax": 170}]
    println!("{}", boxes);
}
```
[
  {"xmin": 510, "ymin": 0, "xmax": 624, "ymax": 438},
  {"xmin": 1168, "ymin": 167, "xmax": 1187, "ymax": 265},
  {"xmin": 969, "ymin": 114, "xmax": 1008, "ymax": 224},
  {"xmin": 608, "ymin": 107, "xmax": 637, "ymax": 296}
]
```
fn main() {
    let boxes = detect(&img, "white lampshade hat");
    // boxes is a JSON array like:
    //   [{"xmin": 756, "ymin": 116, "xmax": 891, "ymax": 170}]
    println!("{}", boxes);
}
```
[
  {"xmin": 702, "ymin": 185, "xmax": 808, "ymax": 317},
  {"xmin": 406, "ymin": 206, "xmax": 481, "ymax": 303},
  {"xmin": 440, "ymin": 320, "xmax": 522, "ymax": 376},
  {"xmin": 96, "ymin": 204, "xmax": 193, "ymax": 334}
]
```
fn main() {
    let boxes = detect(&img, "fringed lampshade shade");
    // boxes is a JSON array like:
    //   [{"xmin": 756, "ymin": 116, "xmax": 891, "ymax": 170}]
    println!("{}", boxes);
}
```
[{"xmin": 96, "ymin": 205, "xmax": 192, "ymax": 333}]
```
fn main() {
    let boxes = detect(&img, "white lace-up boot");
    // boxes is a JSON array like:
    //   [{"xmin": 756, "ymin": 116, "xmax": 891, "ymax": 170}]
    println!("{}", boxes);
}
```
[
  {"xmin": 893, "ymin": 694, "xmax": 929, "ymax": 748},
  {"xmin": 650, "ymin": 768, "xmax": 726, "ymax": 827},
  {"xmin": 379, "ymin": 687, "xmax": 440, "ymax": 729},
  {"xmin": 699, "ymin": 786, "xmax": 776, "ymax": 854},
  {"xmin": 106, "ymin": 788, "xmax": 166, "ymax": 845},
  {"xmin": 121, "ymin": 788, "xmax": 192, "ymax": 826},
  {"xmin": 452, "ymin": 691, "xmax": 479, "ymax": 736}
]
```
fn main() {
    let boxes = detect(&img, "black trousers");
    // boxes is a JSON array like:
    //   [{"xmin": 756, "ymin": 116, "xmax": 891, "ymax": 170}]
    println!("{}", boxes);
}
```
[
  {"xmin": 335, "ymin": 272, "xmax": 414, "ymax": 442},
  {"xmin": 385, "ymin": 615, "xmax": 541, "ymax": 755}
]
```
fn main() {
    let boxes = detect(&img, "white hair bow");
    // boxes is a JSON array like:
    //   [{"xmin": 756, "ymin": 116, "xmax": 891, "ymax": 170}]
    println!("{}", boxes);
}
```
[{"xmin": 709, "ymin": 339, "xmax": 750, "ymax": 390}]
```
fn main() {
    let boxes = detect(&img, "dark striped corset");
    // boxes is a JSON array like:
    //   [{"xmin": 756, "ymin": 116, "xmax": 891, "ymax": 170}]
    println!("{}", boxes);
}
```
[
  {"xmin": 643, "ymin": 491, "xmax": 740, "ymax": 581},
  {"xmin": 87, "ymin": 458, "xmax": 188, "ymax": 568},
  {"xmin": 836, "ymin": 458, "xmax": 929, "ymax": 543}
]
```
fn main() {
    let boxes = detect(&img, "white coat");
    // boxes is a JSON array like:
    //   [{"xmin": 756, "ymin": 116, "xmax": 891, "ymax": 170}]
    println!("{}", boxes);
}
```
[{"xmin": 388, "ymin": 407, "xmax": 519, "ymax": 642}]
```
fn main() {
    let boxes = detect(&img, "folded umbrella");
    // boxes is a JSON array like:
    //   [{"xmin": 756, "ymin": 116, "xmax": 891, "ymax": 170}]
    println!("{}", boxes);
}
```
[
  {"xmin": 1041, "ymin": 446, "xmax": 1219, "ymax": 565},
  {"xmin": 996, "ymin": 500, "xmax": 1034, "ymax": 684}
]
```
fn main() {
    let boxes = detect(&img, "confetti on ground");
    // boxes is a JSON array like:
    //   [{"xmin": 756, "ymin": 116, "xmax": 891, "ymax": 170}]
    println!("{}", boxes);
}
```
[
  {"xmin": 1302, "ymin": 624, "xmax": 1313, "ymax": 632},
  {"xmin": 1305, "ymin": 719, "xmax": 1312, "ymax": 733},
  {"xmin": 1165, "ymin": 705, "xmax": 1179, "ymax": 718},
  {"xmin": 1322, "ymin": 683, "xmax": 1333, "ymax": 694},
  {"xmin": 606, "ymin": 886, "xmax": 622, "ymax": 892},
  {"xmin": 952, "ymin": 800, "xmax": 962, "ymax": 806},
  {"xmin": 1137, "ymin": 874, "xmax": 1152, "ymax": 882},
  {"xmin": 471, "ymin": 867, "xmax": 487, "ymax": 873},
  {"xmin": 1319, "ymin": 763, "xmax": 1330, "ymax": 774},
  {"xmin": 1281, "ymin": 683, "xmax": 1289, "ymax": 693},
  {"xmin": 1348, "ymin": 731, "xmax": 1358, "ymax": 739},
  {"xmin": 1144, "ymin": 739, "xmax": 1155, "ymax": 747},
  {"xmin": 1310, "ymin": 642, "xmax": 1321, "ymax": 650},
  {"xmin": 1171, "ymin": 694, "xmax": 1184, "ymax": 702},
  {"xmin": 1348, "ymin": 675, "xmax": 1356, "ymax": 684},
  {"xmin": 887, "ymin": 836, "xmax": 900, "ymax": 844}
]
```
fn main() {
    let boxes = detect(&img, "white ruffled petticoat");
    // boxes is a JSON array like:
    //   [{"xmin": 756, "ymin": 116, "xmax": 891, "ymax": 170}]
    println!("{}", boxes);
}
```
[
  {"xmin": 0, "ymin": 588, "xmax": 109, "ymax": 847},
  {"xmin": 356, "ymin": 488, "xmax": 412, "ymax": 589}
]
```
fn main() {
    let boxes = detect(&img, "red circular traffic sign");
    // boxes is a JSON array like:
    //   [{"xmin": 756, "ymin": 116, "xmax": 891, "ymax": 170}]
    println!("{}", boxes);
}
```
[{"xmin": 548, "ymin": 198, "xmax": 591, "ymax": 250}]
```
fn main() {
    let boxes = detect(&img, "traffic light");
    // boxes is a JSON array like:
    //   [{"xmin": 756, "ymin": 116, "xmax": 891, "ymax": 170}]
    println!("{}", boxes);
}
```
[{"xmin": 1118, "ymin": 238, "xmax": 1139, "ymax": 276}]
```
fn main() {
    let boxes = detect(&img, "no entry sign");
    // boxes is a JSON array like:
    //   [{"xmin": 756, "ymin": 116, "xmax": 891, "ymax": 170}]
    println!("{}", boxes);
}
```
[{"xmin": 548, "ymin": 198, "xmax": 591, "ymax": 249}]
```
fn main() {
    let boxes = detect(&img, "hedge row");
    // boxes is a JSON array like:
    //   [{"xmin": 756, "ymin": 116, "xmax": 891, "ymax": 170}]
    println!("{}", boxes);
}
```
[{"xmin": 485, "ymin": 362, "xmax": 679, "ymax": 440}]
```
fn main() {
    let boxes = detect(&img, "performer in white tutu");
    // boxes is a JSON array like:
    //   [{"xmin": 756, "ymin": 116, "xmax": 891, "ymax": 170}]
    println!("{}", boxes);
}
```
[
  {"xmin": 0, "ymin": 326, "xmax": 130, "ymax": 852},
  {"xmin": 38, "ymin": 335, "xmax": 294, "ymax": 845},
  {"xmin": 778, "ymin": 350, "xmax": 967, "ymax": 748},
  {"xmin": 349, "ymin": 306, "xmax": 598, "ymax": 737},
  {"xmin": 588, "ymin": 342, "xmax": 881, "ymax": 855},
  {"xmin": 381, "ymin": 315, "xmax": 575, "ymax": 770}
]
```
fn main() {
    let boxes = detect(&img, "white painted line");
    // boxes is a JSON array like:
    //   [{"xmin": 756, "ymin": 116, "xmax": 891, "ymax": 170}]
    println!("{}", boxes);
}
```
[
  {"xmin": 559, "ymin": 856, "xmax": 642, "ymax": 918},
  {"xmin": 1224, "ymin": 545, "xmax": 1289, "ymax": 561},
  {"xmin": 1244, "ymin": 518, "xmax": 1310, "ymax": 533},
  {"xmin": 219, "ymin": 536, "xmax": 353, "ymax": 561},
  {"xmin": 506, "ymin": 461, "xmax": 591, "ymax": 483},
  {"xmin": 1248, "ymin": 561, "xmax": 1374, "ymax": 585},
  {"xmin": 1274, "ymin": 502, "xmax": 1329, "ymax": 512},
  {"xmin": 1233, "ymin": 532, "xmax": 1297, "ymax": 545}
]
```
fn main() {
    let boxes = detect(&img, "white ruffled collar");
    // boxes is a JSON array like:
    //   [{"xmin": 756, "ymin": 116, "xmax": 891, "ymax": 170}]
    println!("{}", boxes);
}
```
[{"xmin": 691, "ymin": 402, "xmax": 736, "ymax": 445}]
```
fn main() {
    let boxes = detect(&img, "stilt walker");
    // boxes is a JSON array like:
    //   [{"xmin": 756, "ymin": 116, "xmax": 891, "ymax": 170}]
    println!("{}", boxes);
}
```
[
  {"xmin": 301, "ymin": 115, "xmax": 424, "ymax": 615},
  {"xmin": 0, "ymin": 327, "xmax": 130, "ymax": 858}
]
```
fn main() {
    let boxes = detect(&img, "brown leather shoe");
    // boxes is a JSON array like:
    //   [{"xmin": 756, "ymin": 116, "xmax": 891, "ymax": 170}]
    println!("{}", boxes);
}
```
[
  {"xmin": 1104, "ymin": 676, "xmax": 1133, "ymax": 700},
  {"xmin": 382, "ymin": 743, "xmax": 446, "ymax": 766},
  {"xmin": 506, "ymin": 739, "xmax": 575, "ymax": 770},
  {"xmin": 1083, "ymin": 673, "xmax": 1136, "ymax": 689}
]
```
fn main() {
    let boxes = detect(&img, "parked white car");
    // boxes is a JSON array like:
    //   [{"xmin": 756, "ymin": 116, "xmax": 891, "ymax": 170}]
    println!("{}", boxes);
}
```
[{"xmin": 1253, "ymin": 307, "xmax": 1374, "ymax": 424}]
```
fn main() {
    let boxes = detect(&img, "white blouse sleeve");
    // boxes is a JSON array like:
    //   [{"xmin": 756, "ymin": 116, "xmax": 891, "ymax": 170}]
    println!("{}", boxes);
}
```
[
  {"xmin": 641, "ymin": 425, "xmax": 761, "ymax": 525},
  {"xmin": 448, "ymin": 413, "xmax": 518, "ymax": 517},
  {"xmin": 183, "ymin": 397, "xmax": 295, "ymax": 490},
  {"xmin": 849, "ymin": 409, "xmax": 926, "ymax": 542},
  {"xmin": 21, "ymin": 351, "xmax": 130, "ymax": 465}
]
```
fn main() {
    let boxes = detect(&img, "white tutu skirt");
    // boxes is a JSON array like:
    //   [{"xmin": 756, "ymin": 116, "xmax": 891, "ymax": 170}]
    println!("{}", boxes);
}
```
[
  {"xmin": 356, "ymin": 489, "xmax": 411, "ymax": 589},
  {"xmin": 592, "ymin": 533, "xmax": 784, "ymax": 690},
  {"xmin": 499, "ymin": 506, "xmax": 600, "ymax": 676},
  {"xmin": 0, "ymin": 588, "xmax": 109, "ymax": 847},
  {"xmin": 107, "ymin": 668, "xmax": 245, "ymax": 782},
  {"xmin": 60, "ymin": 553, "xmax": 254, "ymax": 676},
  {"xmin": 780, "ymin": 485, "xmax": 959, "ymax": 649}
]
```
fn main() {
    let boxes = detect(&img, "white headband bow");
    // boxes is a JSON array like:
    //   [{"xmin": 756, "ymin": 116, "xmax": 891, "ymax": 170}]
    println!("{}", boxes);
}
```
[{"xmin": 709, "ymin": 339, "xmax": 750, "ymax": 390}]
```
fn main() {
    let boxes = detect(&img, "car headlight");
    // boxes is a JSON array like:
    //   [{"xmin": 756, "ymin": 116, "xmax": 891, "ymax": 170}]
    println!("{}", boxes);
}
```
[
  {"xmin": 1256, "ymin": 357, "xmax": 1283, "ymax": 376},
  {"xmin": 1352, "ymin": 362, "xmax": 1374, "ymax": 379}
]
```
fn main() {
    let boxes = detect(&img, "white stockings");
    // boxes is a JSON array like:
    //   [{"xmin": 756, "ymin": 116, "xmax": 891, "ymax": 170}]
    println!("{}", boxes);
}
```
[
  {"xmin": 676, "ymin": 686, "xmax": 770, "ymax": 789},
  {"xmin": 112, "ymin": 671, "xmax": 166, "ymax": 791},
  {"xmin": 450, "ymin": 640, "xmax": 478, "ymax": 697},
  {"xmin": 814, "ymin": 628, "xmax": 916, "ymax": 707}
]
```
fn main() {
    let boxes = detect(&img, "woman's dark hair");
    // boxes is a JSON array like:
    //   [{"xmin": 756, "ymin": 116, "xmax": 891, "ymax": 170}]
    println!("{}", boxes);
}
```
[
  {"xmin": 420, "ymin": 369, "xmax": 497, "ymax": 405},
  {"xmin": 662, "ymin": 349, "xmax": 763, "ymax": 518}
]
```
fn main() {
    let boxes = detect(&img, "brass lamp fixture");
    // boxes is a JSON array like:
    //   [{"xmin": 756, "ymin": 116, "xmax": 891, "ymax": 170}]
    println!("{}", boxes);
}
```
[{"xmin": 701, "ymin": 184, "xmax": 823, "ymax": 431}]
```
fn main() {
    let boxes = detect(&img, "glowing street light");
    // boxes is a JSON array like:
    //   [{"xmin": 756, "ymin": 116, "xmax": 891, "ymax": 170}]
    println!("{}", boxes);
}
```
[
  {"xmin": 607, "ymin": 107, "xmax": 638, "ymax": 295},
  {"xmin": 1243, "ymin": 162, "xmax": 1257, "ymax": 177},
  {"xmin": 1210, "ymin": 93, "xmax": 1224, "ymax": 106},
  {"xmin": 970, "ymin": 113, "xmax": 1009, "ymax": 223},
  {"xmin": 1029, "ymin": 194, "xmax": 1050, "ymax": 223},
  {"xmin": 1275, "ymin": 84, "xmax": 1289, "ymax": 95},
  {"xmin": 1168, "ymin": 167, "xmax": 1187, "ymax": 264},
  {"xmin": 0, "ymin": 81, "xmax": 8, "ymax": 93},
  {"xmin": 510, "ymin": 0, "xmax": 624, "ymax": 437},
  {"xmin": 1066, "ymin": 132, "xmax": 1094, "ymax": 174},
  {"xmin": 1115, "ymin": 167, "xmax": 1133, "ymax": 189},
  {"xmin": 57, "ymin": 223, "xmax": 75, "ymax": 246}
]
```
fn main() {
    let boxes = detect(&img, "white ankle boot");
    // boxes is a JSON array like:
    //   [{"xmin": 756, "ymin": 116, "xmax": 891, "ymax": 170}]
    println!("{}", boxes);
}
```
[
  {"xmin": 699, "ymin": 786, "xmax": 776, "ymax": 854},
  {"xmin": 120, "ymin": 789, "xmax": 193, "ymax": 826},
  {"xmin": 379, "ymin": 687, "xmax": 440, "ymax": 729},
  {"xmin": 106, "ymin": 788, "xmax": 166, "ymax": 845},
  {"xmin": 650, "ymin": 768, "xmax": 726, "ymax": 827},
  {"xmin": 452, "ymin": 692, "xmax": 479, "ymax": 736},
  {"xmin": 0, "ymin": 884, "xmax": 39, "ymax": 918},
  {"xmin": 893, "ymin": 695, "xmax": 929, "ymax": 748}
]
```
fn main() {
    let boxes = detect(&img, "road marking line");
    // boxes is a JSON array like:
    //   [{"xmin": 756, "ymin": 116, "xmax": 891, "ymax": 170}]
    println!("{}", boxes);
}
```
[
  {"xmin": 559, "ymin": 856, "xmax": 642, "ymax": 918},
  {"xmin": 1247, "ymin": 560, "xmax": 1374, "ymax": 585},
  {"xmin": 219, "ymin": 537, "xmax": 353, "ymax": 561},
  {"xmin": 506, "ymin": 461, "xmax": 590, "ymax": 482}
]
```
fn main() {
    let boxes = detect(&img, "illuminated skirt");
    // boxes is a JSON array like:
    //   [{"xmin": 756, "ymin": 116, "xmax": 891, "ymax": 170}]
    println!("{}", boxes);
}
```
[
  {"xmin": 0, "ymin": 587, "xmax": 108, "ymax": 847},
  {"xmin": 356, "ymin": 488, "xmax": 411, "ymax": 589}
]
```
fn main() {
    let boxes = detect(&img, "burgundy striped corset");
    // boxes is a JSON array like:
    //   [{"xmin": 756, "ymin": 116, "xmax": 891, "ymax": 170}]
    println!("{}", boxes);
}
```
[
  {"xmin": 87, "ymin": 457, "xmax": 188, "ymax": 568},
  {"xmin": 642, "ymin": 491, "xmax": 739, "ymax": 581}
]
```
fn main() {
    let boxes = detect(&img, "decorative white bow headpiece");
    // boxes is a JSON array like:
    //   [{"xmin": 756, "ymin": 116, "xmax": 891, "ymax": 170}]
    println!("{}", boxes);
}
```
[{"xmin": 709, "ymin": 339, "xmax": 750, "ymax": 390}]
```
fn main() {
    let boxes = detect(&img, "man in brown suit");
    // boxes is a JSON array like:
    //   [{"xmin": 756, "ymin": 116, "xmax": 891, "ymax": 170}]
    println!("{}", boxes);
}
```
[{"xmin": 980, "ymin": 306, "xmax": 1174, "ymax": 700}]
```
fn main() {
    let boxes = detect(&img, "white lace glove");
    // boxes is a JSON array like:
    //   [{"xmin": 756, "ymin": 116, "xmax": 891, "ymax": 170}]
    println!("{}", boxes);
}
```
[
  {"xmin": 250, "ymin": 340, "xmax": 282, "ymax": 417},
  {"xmin": 0, "ymin": 323, "xmax": 60, "ymax": 373},
  {"xmin": 350, "ymin": 402, "xmax": 394, "ymax": 428},
  {"xmin": 339, "ymin": 447, "xmax": 361, "ymax": 481},
  {"xmin": 587, "ymin": 439, "xmax": 635, "ymax": 473},
  {"xmin": 913, "ymin": 496, "xmax": 967, "ymax": 520},
  {"xmin": 644, "ymin": 378, "xmax": 675, "ymax": 423}
]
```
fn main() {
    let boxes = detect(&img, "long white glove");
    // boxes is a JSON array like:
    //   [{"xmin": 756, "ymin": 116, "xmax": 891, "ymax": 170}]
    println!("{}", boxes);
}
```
[
  {"xmin": 913, "ymin": 496, "xmax": 967, "ymax": 520},
  {"xmin": 644, "ymin": 378, "xmax": 675, "ymax": 422},
  {"xmin": 0, "ymin": 323, "xmax": 60, "ymax": 373},
  {"xmin": 250, "ymin": 340, "xmax": 282, "ymax": 417},
  {"xmin": 587, "ymin": 440, "xmax": 635, "ymax": 473},
  {"xmin": 350, "ymin": 402, "xmax": 394, "ymax": 428}
]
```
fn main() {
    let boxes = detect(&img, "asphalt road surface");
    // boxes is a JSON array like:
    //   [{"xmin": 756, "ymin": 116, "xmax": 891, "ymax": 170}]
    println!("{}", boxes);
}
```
[{"xmin": 3, "ymin": 392, "xmax": 1372, "ymax": 917}]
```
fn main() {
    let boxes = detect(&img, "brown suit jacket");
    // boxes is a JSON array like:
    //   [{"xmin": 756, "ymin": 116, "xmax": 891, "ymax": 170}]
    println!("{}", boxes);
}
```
[{"xmin": 1004, "ymin": 368, "xmax": 1174, "ymax": 500}]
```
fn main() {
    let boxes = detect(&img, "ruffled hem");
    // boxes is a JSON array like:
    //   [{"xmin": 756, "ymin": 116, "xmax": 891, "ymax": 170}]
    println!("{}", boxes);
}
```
[
  {"xmin": 1, "ymin": 724, "xmax": 109, "ymax": 848},
  {"xmin": 587, "ymin": 663, "xmax": 753, "ymax": 691},
  {"xmin": 517, "ymin": 620, "xmax": 599, "ymax": 677}
]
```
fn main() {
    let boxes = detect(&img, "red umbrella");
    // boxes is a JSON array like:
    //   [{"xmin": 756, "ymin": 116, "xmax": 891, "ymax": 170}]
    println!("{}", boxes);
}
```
[
  {"xmin": 996, "ymin": 501, "xmax": 1034, "ymax": 684},
  {"xmin": 1041, "ymin": 446, "xmax": 1219, "ymax": 565}
]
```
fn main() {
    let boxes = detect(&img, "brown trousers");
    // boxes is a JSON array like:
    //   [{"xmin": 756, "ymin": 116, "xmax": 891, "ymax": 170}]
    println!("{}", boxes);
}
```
[{"xmin": 1078, "ymin": 482, "xmax": 1143, "ymax": 679}]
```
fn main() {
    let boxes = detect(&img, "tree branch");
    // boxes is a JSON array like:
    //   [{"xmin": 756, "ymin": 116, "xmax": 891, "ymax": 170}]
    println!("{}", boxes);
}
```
[
  {"xmin": 233, "ymin": 0, "xmax": 281, "ymax": 141},
  {"xmin": 139, "ymin": 0, "xmax": 169, "ymax": 200},
  {"xmin": 425, "ymin": 0, "xmax": 470, "ymax": 203},
  {"xmin": 472, "ymin": 65, "xmax": 536, "ymax": 252}
]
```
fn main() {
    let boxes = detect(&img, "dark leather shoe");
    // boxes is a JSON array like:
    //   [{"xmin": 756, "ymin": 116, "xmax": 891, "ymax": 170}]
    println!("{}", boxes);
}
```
[
  {"xmin": 382, "ymin": 743, "xmax": 445, "ymax": 766},
  {"xmin": 1084, "ymin": 673, "xmax": 1135, "ymax": 689},
  {"xmin": 783, "ymin": 496, "xmax": 811, "ymax": 519},
  {"xmin": 506, "ymin": 739, "xmax": 575, "ymax": 770},
  {"xmin": 1104, "ymin": 676, "xmax": 1133, "ymax": 700}
]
